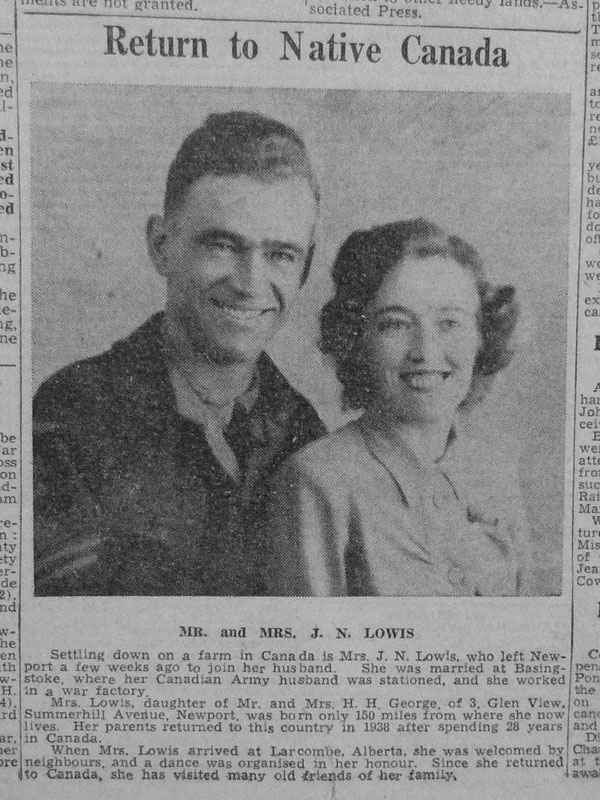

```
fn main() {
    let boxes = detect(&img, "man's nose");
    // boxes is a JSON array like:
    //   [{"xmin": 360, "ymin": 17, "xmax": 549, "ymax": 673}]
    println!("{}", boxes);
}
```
[
  {"xmin": 407, "ymin": 324, "xmax": 439, "ymax": 362},
  {"xmin": 232, "ymin": 247, "xmax": 268, "ymax": 295}
]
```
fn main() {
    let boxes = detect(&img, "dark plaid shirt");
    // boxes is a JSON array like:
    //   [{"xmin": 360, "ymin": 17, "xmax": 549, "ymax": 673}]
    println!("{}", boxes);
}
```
[{"xmin": 33, "ymin": 313, "xmax": 325, "ymax": 596}]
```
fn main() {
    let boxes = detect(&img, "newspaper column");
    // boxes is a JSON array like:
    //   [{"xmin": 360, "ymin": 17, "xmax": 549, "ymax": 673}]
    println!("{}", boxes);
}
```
[
  {"xmin": 569, "ymin": 0, "xmax": 600, "ymax": 779},
  {"xmin": 0, "ymin": 0, "xmax": 19, "ymax": 783}
]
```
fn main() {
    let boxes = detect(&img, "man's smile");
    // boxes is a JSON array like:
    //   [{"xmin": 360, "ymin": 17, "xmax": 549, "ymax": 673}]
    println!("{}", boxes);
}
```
[
  {"xmin": 157, "ymin": 174, "xmax": 317, "ymax": 363},
  {"xmin": 210, "ymin": 297, "xmax": 278, "ymax": 324}
]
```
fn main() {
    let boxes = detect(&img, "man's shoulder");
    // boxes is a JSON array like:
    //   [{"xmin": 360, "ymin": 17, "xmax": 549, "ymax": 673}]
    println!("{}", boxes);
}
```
[
  {"xmin": 33, "ymin": 313, "xmax": 166, "ymax": 427},
  {"xmin": 257, "ymin": 354, "xmax": 326, "ymax": 443}
]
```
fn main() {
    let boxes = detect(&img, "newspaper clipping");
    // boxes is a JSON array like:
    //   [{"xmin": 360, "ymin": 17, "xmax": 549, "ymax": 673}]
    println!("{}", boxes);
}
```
[{"xmin": 0, "ymin": 0, "xmax": 597, "ymax": 796}]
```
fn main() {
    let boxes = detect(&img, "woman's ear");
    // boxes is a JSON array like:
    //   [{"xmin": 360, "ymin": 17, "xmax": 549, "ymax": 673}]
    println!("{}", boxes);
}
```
[
  {"xmin": 479, "ymin": 284, "xmax": 519, "ymax": 375},
  {"xmin": 490, "ymin": 284, "xmax": 515, "ymax": 309},
  {"xmin": 146, "ymin": 215, "xmax": 169, "ymax": 277},
  {"xmin": 487, "ymin": 285, "xmax": 518, "ymax": 335}
]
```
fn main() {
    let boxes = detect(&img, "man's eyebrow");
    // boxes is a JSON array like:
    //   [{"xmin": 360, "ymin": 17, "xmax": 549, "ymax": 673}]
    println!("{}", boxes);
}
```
[
  {"xmin": 195, "ymin": 228, "xmax": 306, "ymax": 255},
  {"xmin": 264, "ymin": 239, "xmax": 307, "ymax": 255},
  {"xmin": 193, "ymin": 229, "xmax": 306, "ymax": 255},
  {"xmin": 193, "ymin": 227, "xmax": 244, "ymax": 245}
]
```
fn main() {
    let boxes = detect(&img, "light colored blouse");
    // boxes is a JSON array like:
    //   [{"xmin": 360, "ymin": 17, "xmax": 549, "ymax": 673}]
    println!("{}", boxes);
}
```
[{"xmin": 264, "ymin": 417, "xmax": 532, "ymax": 596}]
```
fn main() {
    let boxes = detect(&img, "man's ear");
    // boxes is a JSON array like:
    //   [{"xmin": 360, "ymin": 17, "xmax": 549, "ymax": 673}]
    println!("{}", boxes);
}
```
[
  {"xmin": 146, "ymin": 215, "xmax": 169, "ymax": 276},
  {"xmin": 300, "ymin": 242, "xmax": 315, "ymax": 287}
]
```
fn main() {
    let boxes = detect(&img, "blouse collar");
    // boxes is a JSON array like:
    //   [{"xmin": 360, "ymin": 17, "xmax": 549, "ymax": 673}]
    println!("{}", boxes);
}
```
[{"xmin": 357, "ymin": 414, "xmax": 465, "ymax": 509}]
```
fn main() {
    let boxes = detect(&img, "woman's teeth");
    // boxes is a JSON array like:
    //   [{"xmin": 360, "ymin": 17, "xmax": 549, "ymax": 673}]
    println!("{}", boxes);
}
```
[{"xmin": 402, "ymin": 372, "xmax": 448, "ymax": 390}]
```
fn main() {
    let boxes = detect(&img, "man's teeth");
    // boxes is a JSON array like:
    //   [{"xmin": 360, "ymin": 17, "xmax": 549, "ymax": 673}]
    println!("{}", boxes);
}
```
[
  {"xmin": 402, "ymin": 373, "xmax": 448, "ymax": 390},
  {"xmin": 214, "ymin": 302, "xmax": 268, "ymax": 322}
]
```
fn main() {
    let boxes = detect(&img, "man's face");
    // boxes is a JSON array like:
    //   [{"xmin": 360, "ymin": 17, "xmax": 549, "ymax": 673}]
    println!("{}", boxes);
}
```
[{"xmin": 149, "ymin": 174, "xmax": 317, "ymax": 364}]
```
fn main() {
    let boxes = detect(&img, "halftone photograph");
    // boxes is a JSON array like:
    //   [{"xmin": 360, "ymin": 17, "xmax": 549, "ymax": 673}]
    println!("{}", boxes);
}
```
[{"xmin": 31, "ymin": 85, "xmax": 568, "ymax": 597}]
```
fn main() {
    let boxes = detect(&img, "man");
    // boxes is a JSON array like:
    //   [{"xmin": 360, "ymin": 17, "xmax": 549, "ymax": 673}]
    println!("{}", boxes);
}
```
[{"xmin": 34, "ymin": 111, "xmax": 326, "ymax": 596}]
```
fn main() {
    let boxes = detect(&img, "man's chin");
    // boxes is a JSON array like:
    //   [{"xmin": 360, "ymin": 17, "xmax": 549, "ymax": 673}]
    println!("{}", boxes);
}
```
[{"xmin": 191, "ymin": 336, "xmax": 264, "ymax": 367}]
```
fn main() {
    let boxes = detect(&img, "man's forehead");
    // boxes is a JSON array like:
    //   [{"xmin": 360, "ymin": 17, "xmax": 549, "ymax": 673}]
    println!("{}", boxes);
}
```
[
  {"xmin": 169, "ymin": 173, "xmax": 318, "ymax": 244},
  {"xmin": 183, "ymin": 172, "xmax": 316, "ymax": 208}
]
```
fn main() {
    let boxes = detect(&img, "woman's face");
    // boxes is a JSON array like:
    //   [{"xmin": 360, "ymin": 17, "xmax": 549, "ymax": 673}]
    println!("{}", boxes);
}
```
[{"xmin": 363, "ymin": 254, "xmax": 481, "ymax": 425}]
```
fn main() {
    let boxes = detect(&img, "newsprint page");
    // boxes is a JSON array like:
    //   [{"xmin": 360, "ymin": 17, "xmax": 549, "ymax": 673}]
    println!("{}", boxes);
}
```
[{"xmin": 0, "ymin": 0, "xmax": 597, "ymax": 796}]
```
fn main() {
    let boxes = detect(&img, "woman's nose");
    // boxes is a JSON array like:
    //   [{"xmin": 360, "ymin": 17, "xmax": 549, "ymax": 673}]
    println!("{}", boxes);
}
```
[{"xmin": 407, "ymin": 324, "xmax": 439, "ymax": 362}]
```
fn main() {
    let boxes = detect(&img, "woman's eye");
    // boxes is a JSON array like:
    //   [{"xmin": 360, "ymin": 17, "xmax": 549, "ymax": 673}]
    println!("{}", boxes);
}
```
[
  {"xmin": 439, "ymin": 318, "xmax": 461, "ymax": 331},
  {"xmin": 377, "ymin": 318, "xmax": 411, "ymax": 333}
]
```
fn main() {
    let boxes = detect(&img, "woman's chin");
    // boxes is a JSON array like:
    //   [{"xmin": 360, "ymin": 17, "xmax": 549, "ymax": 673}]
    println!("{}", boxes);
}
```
[{"xmin": 373, "ymin": 396, "xmax": 461, "ymax": 427}]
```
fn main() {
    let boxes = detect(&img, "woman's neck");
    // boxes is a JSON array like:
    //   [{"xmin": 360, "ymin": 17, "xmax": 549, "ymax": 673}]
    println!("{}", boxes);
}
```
[{"xmin": 365, "ymin": 406, "xmax": 453, "ymax": 463}]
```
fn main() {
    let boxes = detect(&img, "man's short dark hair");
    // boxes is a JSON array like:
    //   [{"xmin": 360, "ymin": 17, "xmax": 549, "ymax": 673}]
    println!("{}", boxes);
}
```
[
  {"xmin": 320, "ymin": 218, "xmax": 519, "ymax": 410},
  {"xmin": 164, "ymin": 111, "xmax": 320, "ymax": 218}
]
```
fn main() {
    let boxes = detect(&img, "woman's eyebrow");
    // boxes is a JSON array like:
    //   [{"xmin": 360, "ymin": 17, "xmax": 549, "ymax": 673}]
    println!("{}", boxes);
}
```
[
  {"xmin": 373, "ymin": 305, "xmax": 412, "ymax": 317},
  {"xmin": 438, "ymin": 306, "xmax": 470, "ymax": 314},
  {"xmin": 375, "ymin": 304, "xmax": 472, "ymax": 316}
]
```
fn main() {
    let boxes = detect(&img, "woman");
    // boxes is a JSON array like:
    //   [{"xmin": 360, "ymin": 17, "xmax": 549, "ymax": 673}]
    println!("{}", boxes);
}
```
[{"xmin": 264, "ymin": 218, "xmax": 531, "ymax": 596}]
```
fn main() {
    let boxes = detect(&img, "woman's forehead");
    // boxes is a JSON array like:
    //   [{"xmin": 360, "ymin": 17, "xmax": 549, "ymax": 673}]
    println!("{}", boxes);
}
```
[{"xmin": 373, "ymin": 254, "xmax": 480, "ymax": 312}]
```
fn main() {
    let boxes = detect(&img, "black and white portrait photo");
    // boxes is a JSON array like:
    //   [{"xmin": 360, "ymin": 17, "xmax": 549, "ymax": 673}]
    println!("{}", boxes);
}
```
[{"xmin": 31, "ymin": 85, "xmax": 568, "ymax": 597}]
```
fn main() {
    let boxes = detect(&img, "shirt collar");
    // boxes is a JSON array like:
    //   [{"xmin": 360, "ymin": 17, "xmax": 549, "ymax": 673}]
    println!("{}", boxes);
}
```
[{"xmin": 165, "ymin": 312, "xmax": 258, "ymax": 416}]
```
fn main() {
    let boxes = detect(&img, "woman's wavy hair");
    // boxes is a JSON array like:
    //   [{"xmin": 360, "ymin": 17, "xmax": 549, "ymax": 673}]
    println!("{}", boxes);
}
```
[{"xmin": 320, "ymin": 218, "xmax": 519, "ymax": 411}]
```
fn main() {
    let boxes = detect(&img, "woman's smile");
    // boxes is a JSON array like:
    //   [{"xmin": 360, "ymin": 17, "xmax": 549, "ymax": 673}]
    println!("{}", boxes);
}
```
[
  {"xmin": 399, "ymin": 370, "xmax": 451, "ymax": 391},
  {"xmin": 365, "ymin": 254, "xmax": 481, "ymax": 425}
]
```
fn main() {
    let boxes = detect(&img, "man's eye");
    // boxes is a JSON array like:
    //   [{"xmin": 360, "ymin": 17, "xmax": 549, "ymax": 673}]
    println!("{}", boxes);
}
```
[
  {"xmin": 270, "ymin": 249, "xmax": 297, "ymax": 264},
  {"xmin": 206, "ymin": 239, "xmax": 236, "ymax": 254}
]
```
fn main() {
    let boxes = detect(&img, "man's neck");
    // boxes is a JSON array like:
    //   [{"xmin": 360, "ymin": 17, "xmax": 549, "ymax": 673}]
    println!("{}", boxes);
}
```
[{"xmin": 163, "ymin": 315, "xmax": 256, "ymax": 407}]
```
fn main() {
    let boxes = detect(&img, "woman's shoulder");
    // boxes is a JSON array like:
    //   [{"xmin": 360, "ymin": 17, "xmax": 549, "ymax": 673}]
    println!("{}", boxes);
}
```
[
  {"xmin": 447, "ymin": 414, "xmax": 524, "ymax": 515},
  {"xmin": 450, "ymin": 415, "xmax": 521, "ymax": 478},
  {"xmin": 281, "ymin": 418, "xmax": 369, "ymax": 481}
]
